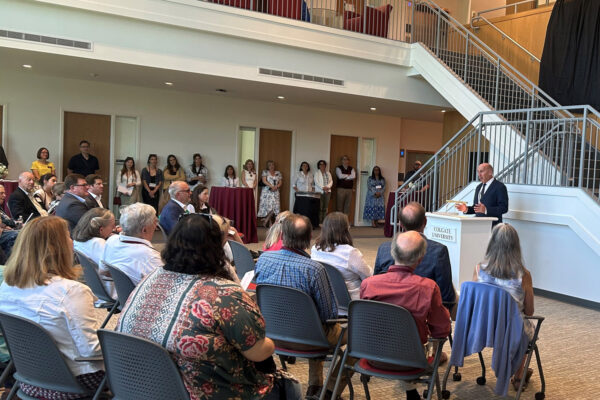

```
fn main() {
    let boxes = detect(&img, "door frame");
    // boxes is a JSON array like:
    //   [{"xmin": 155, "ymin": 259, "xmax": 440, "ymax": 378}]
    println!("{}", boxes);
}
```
[
  {"xmin": 355, "ymin": 136, "xmax": 377, "ymax": 226},
  {"xmin": 1, "ymin": 104, "xmax": 7, "ymax": 150}
]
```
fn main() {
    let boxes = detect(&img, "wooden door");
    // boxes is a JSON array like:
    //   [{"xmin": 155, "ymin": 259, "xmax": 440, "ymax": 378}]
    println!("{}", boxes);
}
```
[
  {"xmin": 329, "ymin": 135, "xmax": 358, "ymax": 223},
  {"xmin": 63, "ymin": 112, "xmax": 111, "ymax": 206},
  {"xmin": 258, "ymin": 129, "xmax": 292, "ymax": 213}
]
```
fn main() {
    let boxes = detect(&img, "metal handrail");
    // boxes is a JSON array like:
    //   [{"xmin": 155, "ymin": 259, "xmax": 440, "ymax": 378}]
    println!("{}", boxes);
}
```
[{"xmin": 474, "ymin": 0, "xmax": 553, "ymax": 19}]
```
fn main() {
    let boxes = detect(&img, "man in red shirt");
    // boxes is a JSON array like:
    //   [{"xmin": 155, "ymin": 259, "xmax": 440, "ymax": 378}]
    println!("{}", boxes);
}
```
[{"xmin": 360, "ymin": 231, "xmax": 450, "ymax": 400}]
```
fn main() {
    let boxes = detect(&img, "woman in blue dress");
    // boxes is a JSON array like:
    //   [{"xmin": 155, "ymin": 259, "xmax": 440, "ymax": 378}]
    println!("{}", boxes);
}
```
[{"xmin": 364, "ymin": 166, "xmax": 385, "ymax": 227}]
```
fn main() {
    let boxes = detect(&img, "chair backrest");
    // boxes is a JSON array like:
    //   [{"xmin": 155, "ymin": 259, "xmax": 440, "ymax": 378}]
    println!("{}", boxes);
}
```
[
  {"xmin": 0, "ymin": 311, "xmax": 88, "ymax": 394},
  {"xmin": 364, "ymin": 4, "xmax": 392, "ymax": 38},
  {"xmin": 104, "ymin": 262, "xmax": 136, "ymax": 309},
  {"xmin": 321, "ymin": 262, "xmax": 352, "ymax": 310},
  {"xmin": 346, "ymin": 300, "xmax": 430, "ymax": 370},
  {"xmin": 228, "ymin": 240, "xmax": 255, "ymax": 279},
  {"xmin": 256, "ymin": 284, "xmax": 330, "ymax": 348},
  {"xmin": 268, "ymin": 0, "xmax": 303, "ymax": 20},
  {"xmin": 97, "ymin": 329, "xmax": 190, "ymax": 400},
  {"xmin": 157, "ymin": 223, "xmax": 169, "ymax": 242},
  {"xmin": 75, "ymin": 250, "xmax": 114, "ymax": 303}
]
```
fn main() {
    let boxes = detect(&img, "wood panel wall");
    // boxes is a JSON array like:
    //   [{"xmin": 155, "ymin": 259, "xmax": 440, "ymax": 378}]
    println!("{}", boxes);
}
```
[{"xmin": 469, "ymin": 5, "xmax": 554, "ymax": 84}]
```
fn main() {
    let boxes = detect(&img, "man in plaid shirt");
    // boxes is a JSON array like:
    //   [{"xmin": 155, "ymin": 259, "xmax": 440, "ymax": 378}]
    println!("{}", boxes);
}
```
[{"xmin": 255, "ymin": 214, "xmax": 350, "ymax": 399}]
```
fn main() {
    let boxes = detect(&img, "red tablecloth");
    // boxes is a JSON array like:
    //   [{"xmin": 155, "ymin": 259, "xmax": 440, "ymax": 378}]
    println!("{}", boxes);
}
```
[
  {"xmin": 0, "ymin": 180, "xmax": 19, "ymax": 217},
  {"xmin": 210, "ymin": 187, "xmax": 258, "ymax": 244},
  {"xmin": 383, "ymin": 191, "xmax": 418, "ymax": 237}
]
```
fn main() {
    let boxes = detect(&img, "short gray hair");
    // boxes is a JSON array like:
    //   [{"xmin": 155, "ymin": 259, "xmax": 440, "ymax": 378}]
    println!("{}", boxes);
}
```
[
  {"xmin": 119, "ymin": 203, "xmax": 156, "ymax": 237},
  {"xmin": 391, "ymin": 231, "xmax": 427, "ymax": 266},
  {"xmin": 168, "ymin": 181, "xmax": 187, "ymax": 198}
]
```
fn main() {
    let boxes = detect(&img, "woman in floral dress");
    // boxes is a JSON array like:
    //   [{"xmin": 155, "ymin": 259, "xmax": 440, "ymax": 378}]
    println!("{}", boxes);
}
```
[
  {"xmin": 363, "ymin": 166, "xmax": 386, "ymax": 227},
  {"xmin": 257, "ymin": 160, "xmax": 282, "ymax": 222}
]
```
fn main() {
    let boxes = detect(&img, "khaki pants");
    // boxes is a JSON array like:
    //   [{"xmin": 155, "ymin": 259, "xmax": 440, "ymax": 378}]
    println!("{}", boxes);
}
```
[
  {"xmin": 319, "ymin": 193, "xmax": 331, "ymax": 223},
  {"xmin": 336, "ymin": 188, "xmax": 352, "ymax": 215}
]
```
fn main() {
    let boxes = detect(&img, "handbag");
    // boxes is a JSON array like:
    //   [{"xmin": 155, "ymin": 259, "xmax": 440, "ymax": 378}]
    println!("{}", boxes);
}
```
[{"xmin": 113, "ymin": 192, "xmax": 122, "ymax": 206}]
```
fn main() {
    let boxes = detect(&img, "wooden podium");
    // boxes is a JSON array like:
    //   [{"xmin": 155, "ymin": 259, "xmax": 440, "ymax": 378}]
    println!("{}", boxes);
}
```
[{"xmin": 423, "ymin": 212, "xmax": 497, "ymax": 292}]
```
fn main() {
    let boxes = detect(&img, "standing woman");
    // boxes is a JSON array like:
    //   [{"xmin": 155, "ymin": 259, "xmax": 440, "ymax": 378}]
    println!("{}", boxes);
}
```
[
  {"xmin": 191, "ymin": 184, "xmax": 217, "ymax": 215},
  {"xmin": 314, "ymin": 160, "xmax": 333, "ymax": 224},
  {"xmin": 221, "ymin": 165, "xmax": 239, "ymax": 187},
  {"xmin": 293, "ymin": 161, "xmax": 319, "ymax": 227},
  {"xmin": 141, "ymin": 154, "xmax": 164, "ymax": 214},
  {"xmin": 364, "ymin": 166, "xmax": 386, "ymax": 227},
  {"xmin": 186, "ymin": 153, "xmax": 208, "ymax": 190},
  {"xmin": 117, "ymin": 157, "xmax": 142, "ymax": 207},
  {"xmin": 257, "ymin": 160, "xmax": 282, "ymax": 225},
  {"xmin": 33, "ymin": 173, "xmax": 57, "ymax": 211},
  {"xmin": 162, "ymin": 154, "xmax": 186, "ymax": 199},
  {"xmin": 30, "ymin": 147, "xmax": 55, "ymax": 183},
  {"xmin": 241, "ymin": 159, "xmax": 257, "ymax": 191}
]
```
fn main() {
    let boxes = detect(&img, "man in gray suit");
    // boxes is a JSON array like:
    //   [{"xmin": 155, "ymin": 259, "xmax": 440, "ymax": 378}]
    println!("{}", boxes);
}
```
[{"xmin": 55, "ymin": 174, "xmax": 94, "ymax": 232}]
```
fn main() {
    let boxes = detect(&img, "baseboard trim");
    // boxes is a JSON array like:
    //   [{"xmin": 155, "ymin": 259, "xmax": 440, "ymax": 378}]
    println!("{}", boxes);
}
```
[{"xmin": 534, "ymin": 288, "xmax": 600, "ymax": 311}]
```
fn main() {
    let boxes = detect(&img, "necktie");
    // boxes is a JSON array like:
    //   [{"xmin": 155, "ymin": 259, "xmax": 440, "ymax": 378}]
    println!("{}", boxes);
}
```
[{"xmin": 478, "ymin": 183, "xmax": 486, "ymax": 203}]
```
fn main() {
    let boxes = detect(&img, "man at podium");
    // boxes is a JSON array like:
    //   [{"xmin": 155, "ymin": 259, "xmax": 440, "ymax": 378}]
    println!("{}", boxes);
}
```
[{"xmin": 455, "ymin": 163, "xmax": 508, "ymax": 226}]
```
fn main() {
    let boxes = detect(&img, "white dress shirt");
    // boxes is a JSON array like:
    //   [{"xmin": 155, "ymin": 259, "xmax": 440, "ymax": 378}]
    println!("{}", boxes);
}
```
[
  {"xmin": 335, "ymin": 167, "xmax": 356, "ymax": 181},
  {"xmin": 314, "ymin": 170, "xmax": 333, "ymax": 194},
  {"xmin": 89, "ymin": 192, "xmax": 103, "ymax": 208},
  {"xmin": 0, "ymin": 277, "xmax": 104, "ymax": 376},
  {"xmin": 172, "ymin": 198, "xmax": 195, "ymax": 214},
  {"xmin": 294, "ymin": 171, "xmax": 314, "ymax": 192},
  {"xmin": 310, "ymin": 244, "xmax": 373, "ymax": 300},
  {"xmin": 221, "ymin": 177, "xmax": 240, "ymax": 188},
  {"xmin": 102, "ymin": 234, "xmax": 163, "ymax": 285}
]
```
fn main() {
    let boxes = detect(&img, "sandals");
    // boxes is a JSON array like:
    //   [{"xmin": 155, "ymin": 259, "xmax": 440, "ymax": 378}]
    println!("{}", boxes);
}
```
[{"xmin": 511, "ymin": 368, "xmax": 533, "ymax": 391}]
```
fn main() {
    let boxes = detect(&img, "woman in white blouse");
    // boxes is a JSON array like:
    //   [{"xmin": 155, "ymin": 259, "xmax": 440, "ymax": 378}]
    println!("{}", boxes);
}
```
[
  {"xmin": 117, "ymin": 156, "xmax": 142, "ymax": 207},
  {"xmin": 0, "ymin": 216, "xmax": 105, "ymax": 398},
  {"xmin": 310, "ymin": 212, "xmax": 373, "ymax": 300},
  {"xmin": 241, "ymin": 159, "xmax": 258, "ymax": 190},
  {"xmin": 73, "ymin": 208, "xmax": 117, "ymax": 266},
  {"xmin": 293, "ymin": 161, "xmax": 319, "ymax": 227},
  {"xmin": 221, "ymin": 165, "xmax": 239, "ymax": 187},
  {"xmin": 314, "ymin": 160, "xmax": 333, "ymax": 224}
]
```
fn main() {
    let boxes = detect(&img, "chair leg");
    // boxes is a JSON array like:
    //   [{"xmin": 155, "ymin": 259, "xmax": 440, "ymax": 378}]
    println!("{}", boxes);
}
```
[
  {"xmin": 100, "ymin": 302, "xmax": 118, "ymax": 329},
  {"xmin": 360, "ymin": 374, "xmax": 369, "ymax": 400},
  {"xmin": 0, "ymin": 360, "xmax": 14, "ymax": 387},
  {"xmin": 435, "ymin": 373, "xmax": 442, "ymax": 400},
  {"xmin": 346, "ymin": 368, "xmax": 354, "ymax": 400},
  {"xmin": 329, "ymin": 350, "xmax": 349, "ymax": 400},
  {"xmin": 534, "ymin": 345, "xmax": 545, "ymax": 396},
  {"xmin": 278, "ymin": 355, "xmax": 287, "ymax": 371},
  {"xmin": 441, "ymin": 362, "xmax": 452, "ymax": 392},
  {"xmin": 92, "ymin": 375, "xmax": 107, "ymax": 400},
  {"xmin": 5, "ymin": 381, "xmax": 18, "ymax": 400},
  {"xmin": 320, "ymin": 325, "xmax": 347, "ymax": 400},
  {"xmin": 515, "ymin": 348, "xmax": 535, "ymax": 400},
  {"xmin": 476, "ymin": 352, "xmax": 486, "ymax": 385}
]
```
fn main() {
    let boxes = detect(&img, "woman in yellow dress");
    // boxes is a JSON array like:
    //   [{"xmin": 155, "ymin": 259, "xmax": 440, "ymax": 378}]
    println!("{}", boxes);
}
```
[{"xmin": 30, "ymin": 147, "xmax": 55, "ymax": 182}]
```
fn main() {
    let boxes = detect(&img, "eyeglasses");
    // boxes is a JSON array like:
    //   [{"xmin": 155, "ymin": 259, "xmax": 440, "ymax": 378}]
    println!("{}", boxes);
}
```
[{"xmin": 73, "ymin": 183, "xmax": 89, "ymax": 187}]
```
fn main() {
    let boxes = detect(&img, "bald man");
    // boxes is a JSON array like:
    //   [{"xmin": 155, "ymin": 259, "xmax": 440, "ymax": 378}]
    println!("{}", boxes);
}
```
[
  {"xmin": 8, "ymin": 172, "xmax": 47, "ymax": 221},
  {"xmin": 361, "ymin": 231, "xmax": 451, "ymax": 400},
  {"xmin": 456, "ymin": 163, "xmax": 508, "ymax": 226}
]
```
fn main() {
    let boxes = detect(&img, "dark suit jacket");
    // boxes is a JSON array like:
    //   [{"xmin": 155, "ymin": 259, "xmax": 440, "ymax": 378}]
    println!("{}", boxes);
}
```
[
  {"xmin": 55, "ymin": 193, "xmax": 93, "ymax": 232},
  {"xmin": 8, "ymin": 188, "xmax": 40, "ymax": 221},
  {"xmin": 374, "ymin": 235, "xmax": 456, "ymax": 304},
  {"xmin": 85, "ymin": 195, "xmax": 102, "ymax": 210},
  {"xmin": 466, "ymin": 179, "xmax": 508, "ymax": 226},
  {"xmin": 159, "ymin": 199, "xmax": 184, "ymax": 235}
]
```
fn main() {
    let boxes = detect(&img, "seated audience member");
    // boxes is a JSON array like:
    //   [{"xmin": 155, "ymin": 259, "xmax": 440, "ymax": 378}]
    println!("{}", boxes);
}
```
[
  {"xmin": 8, "ymin": 171, "xmax": 48, "ymax": 221},
  {"xmin": 55, "ymin": 174, "xmax": 95, "ymax": 232},
  {"xmin": 0, "ymin": 185, "xmax": 19, "ymax": 258},
  {"xmin": 102, "ymin": 202, "xmax": 162, "ymax": 285},
  {"xmin": 0, "ymin": 262, "xmax": 10, "ymax": 378},
  {"xmin": 210, "ymin": 214, "xmax": 243, "ymax": 281},
  {"xmin": 255, "ymin": 214, "xmax": 351, "ymax": 398},
  {"xmin": 85, "ymin": 174, "xmax": 105, "ymax": 208},
  {"xmin": 311, "ymin": 212, "xmax": 373, "ymax": 300},
  {"xmin": 191, "ymin": 184, "xmax": 216, "ymax": 214},
  {"xmin": 159, "ymin": 181, "xmax": 194, "ymax": 235},
  {"xmin": 30, "ymin": 147, "xmax": 55, "ymax": 182},
  {"xmin": 374, "ymin": 202, "xmax": 457, "ymax": 305},
  {"xmin": 33, "ymin": 173, "xmax": 57, "ymax": 210},
  {"xmin": 221, "ymin": 165, "xmax": 239, "ymax": 187},
  {"xmin": 361, "ymin": 231, "xmax": 451, "ymax": 400},
  {"xmin": 262, "ymin": 210, "xmax": 292, "ymax": 252},
  {"xmin": 73, "ymin": 208, "xmax": 117, "ymax": 267},
  {"xmin": 48, "ymin": 182, "xmax": 66, "ymax": 215},
  {"xmin": 117, "ymin": 213, "xmax": 301, "ymax": 400},
  {"xmin": 473, "ymin": 223, "xmax": 535, "ymax": 390},
  {"xmin": 0, "ymin": 217, "xmax": 104, "ymax": 398}
]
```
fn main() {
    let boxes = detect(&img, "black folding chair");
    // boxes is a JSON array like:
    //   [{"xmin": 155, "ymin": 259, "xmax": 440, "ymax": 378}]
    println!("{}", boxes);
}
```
[
  {"xmin": 103, "ymin": 262, "xmax": 136, "ymax": 311},
  {"xmin": 228, "ymin": 240, "xmax": 255, "ymax": 279},
  {"xmin": 97, "ymin": 329, "xmax": 189, "ymax": 400},
  {"xmin": 321, "ymin": 262, "xmax": 352, "ymax": 316},
  {"xmin": 256, "ymin": 284, "xmax": 346, "ymax": 400},
  {"xmin": 75, "ymin": 250, "xmax": 118, "ymax": 328},
  {"xmin": 0, "ymin": 312, "xmax": 105, "ymax": 400},
  {"xmin": 330, "ymin": 300, "xmax": 447, "ymax": 400}
]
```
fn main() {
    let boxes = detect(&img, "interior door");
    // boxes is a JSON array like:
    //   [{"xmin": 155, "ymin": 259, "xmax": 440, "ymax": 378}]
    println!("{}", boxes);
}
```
[
  {"xmin": 329, "ymin": 134, "xmax": 359, "ymax": 224},
  {"xmin": 63, "ymin": 111, "xmax": 111, "ymax": 206},
  {"xmin": 258, "ymin": 129, "xmax": 292, "ymax": 213}
]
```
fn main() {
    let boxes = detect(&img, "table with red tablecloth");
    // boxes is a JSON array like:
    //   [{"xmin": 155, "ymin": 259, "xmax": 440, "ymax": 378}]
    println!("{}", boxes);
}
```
[
  {"xmin": 210, "ymin": 186, "xmax": 258, "ymax": 244},
  {"xmin": 0, "ymin": 180, "xmax": 19, "ymax": 217},
  {"xmin": 383, "ymin": 191, "xmax": 419, "ymax": 237}
]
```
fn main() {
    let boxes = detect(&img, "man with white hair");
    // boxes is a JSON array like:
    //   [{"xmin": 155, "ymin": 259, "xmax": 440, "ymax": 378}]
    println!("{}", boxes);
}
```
[
  {"xmin": 159, "ymin": 181, "xmax": 194, "ymax": 235},
  {"xmin": 8, "ymin": 171, "xmax": 47, "ymax": 221},
  {"xmin": 102, "ymin": 202, "xmax": 162, "ymax": 285}
]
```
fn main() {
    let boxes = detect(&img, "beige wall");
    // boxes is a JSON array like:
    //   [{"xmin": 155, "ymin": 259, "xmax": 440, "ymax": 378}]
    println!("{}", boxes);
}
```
[{"xmin": 398, "ymin": 119, "xmax": 443, "ymax": 172}]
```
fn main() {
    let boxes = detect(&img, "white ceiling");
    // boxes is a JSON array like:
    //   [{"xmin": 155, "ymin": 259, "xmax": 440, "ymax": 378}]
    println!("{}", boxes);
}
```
[{"xmin": 0, "ymin": 46, "xmax": 450, "ymax": 122}]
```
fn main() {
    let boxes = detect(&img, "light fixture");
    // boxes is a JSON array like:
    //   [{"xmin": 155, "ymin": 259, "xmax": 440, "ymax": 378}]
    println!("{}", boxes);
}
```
[
  {"xmin": 164, "ymin": 82, "xmax": 173, "ymax": 86},
  {"xmin": 277, "ymin": 95, "xmax": 285, "ymax": 100},
  {"xmin": 441, "ymin": 110, "xmax": 447, "ymax": 113},
  {"xmin": 22, "ymin": 64, "xmax": 32, "ymax": 69},
  {"xmin": 216, "ymin": 88, "xmax": 228, "ymax": 93},
  {"xmin": 89, "ymin": 73, "xmax": 99, "ymax": 78},
  {"xmin": 370, "ymin": 107, "xmax": 377, "ymax": 111}
]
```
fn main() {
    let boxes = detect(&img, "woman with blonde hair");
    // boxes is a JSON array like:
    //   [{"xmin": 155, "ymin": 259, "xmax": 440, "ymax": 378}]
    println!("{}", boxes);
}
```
[
  {"xmin": 0, "ymin": 217, "xmax": 104, "ymax": 398},
  {"xmin": 262, "ymin": 211, "xmax": 292, "ymax": 252},
  {"xmin": 73, "ymin": 208, "xmax": 117, "ymax": 267}
]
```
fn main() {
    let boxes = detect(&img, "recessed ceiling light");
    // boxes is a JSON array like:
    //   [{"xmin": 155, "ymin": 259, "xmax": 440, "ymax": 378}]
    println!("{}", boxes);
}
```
[
  {"xmin": 164, "ymin": 82, "xmax": 173, "ymax": 86},
  {"xmin": 277, "ymin": 95, "xmax": 285, "ymax": 100},
  {"xmin": 89, "ymin": 73, "xmax": 99, "ymax": 78},
  {"xmin": 441, "ymin": 110, "xmax": 447, "ymax": 113},
  {"xmin": 216, "ymin": 88, "xmax": 228, "ymax": 93},
  {"xmin": 370, "ymin": 107, "xmax": 377, "ymax": 111},
  {"xmin": 22, "ymin": 64, "xmax": 32, "ymax": 69}
]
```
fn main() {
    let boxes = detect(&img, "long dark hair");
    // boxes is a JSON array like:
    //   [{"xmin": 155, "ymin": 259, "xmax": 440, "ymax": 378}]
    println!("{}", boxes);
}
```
[
  {"xmin": 191, "ymin": 153, "xmax": 204, "ymax": 174},
  {"xmin": 224, "ymin": 165, "xmax": 236, "ymax": 179},
  {"xmin": 191, "ymin": 184, "xmax": 209, "ymax": 211},
  {"xmin": 120, "ymin": 157, "xmax": 136, "ymax": 178},
  {"xmin": 166, "ymin": 154, "xmax": 181, "ymax": 175},
  {"xmin": 161, "ymin": 214, "xmax": 230, "ymax": 279},
  {"xmin": 371, "ymin": 165, "xmax": 384, "ymax": 181},
  {"xmin": 315, "ymin": 212, "xmax": 352, "ymax": 251}
]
